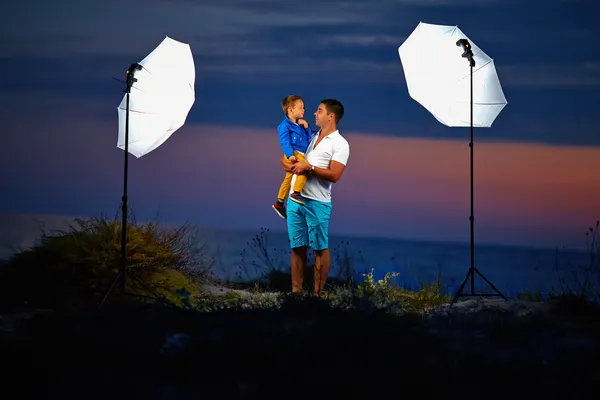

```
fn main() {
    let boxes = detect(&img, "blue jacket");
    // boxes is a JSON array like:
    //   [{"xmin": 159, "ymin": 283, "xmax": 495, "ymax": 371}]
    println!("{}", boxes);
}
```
[{"xmin": 277, "ymin": 116, "xmax": 313, "ymax": 158}]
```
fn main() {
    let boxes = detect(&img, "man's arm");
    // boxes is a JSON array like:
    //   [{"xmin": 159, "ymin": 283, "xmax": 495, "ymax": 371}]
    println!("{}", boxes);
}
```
[
  {"xmin": 280, "ymin": 155, "xmax": 294, "ymax": 172},
  {"xmin": 291, "ymin": 160, "xmax": 345, "ymax": 183},
  {"xmin": 291, "ymin": 138, "xmax": 349, "ymax": 183}
]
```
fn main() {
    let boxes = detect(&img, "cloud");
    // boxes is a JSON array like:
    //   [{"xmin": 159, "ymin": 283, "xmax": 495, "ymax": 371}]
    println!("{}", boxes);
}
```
[
  {"xmin": 2, "ymin": 0, "xmax": 515, "ymax": 59},
  {"xmin": 158, "ymin": 0, "xmax": 507, "ymax": 8},
  {"xmin": 497, "ymin": 62, "xmax": 600, "ymax": 87},
  {"xmin": 1, "ymin": 0, "xmax": 379, "ymax": 58},
  {"xmin": 198, "ymin": 58, "xmax": 402, "ymax": 84},
  {"xmin": 317, "ymin": 34, "xmax": 407, "ymax": 48},
  {"xmin": 193, "ymin": 57, "xmax": 600, "ymax": 88},
  {"xmin": 3, "ymin": 0, "xmax": 594, "ymax": 93},
  {"xmin": 2, "ymin": 106, "xmax": 598, "ymax": 249},
  {"xmin": 161, "ymin": 0, "xmax": 508, "ymax": 7}
]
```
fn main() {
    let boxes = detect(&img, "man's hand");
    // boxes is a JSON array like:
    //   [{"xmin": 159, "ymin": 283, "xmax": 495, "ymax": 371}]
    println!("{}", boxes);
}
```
[
  {"xmin": 289, "ymin": 155, "xmax": 298, "ymax": 163},
  {"xmin": 291, "ymin": 160, "xmax": 346, "ymax": 183},
  {"xmin": 291, "ymin": 159, "xmax": 311, "ymax": 175},
  {"xmin": 298, "ymin": 119, "xmax": 309, "ymax": 129}
]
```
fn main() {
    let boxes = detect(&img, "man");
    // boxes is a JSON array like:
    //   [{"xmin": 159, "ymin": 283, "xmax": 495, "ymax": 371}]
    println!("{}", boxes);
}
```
[{"xmin": 280, "ymin": 98, "xmax": 350, "ymax": 295}]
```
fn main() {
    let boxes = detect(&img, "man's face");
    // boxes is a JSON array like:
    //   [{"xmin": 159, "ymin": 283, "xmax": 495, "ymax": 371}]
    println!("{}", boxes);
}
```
[{"xmin": 314, "ymin": 103, "xmax": 331, "ymax": 127}]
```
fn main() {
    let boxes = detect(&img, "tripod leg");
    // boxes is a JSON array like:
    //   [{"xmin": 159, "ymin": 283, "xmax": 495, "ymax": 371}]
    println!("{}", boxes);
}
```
[
  {"xmin": 126, "ymin": 270, "xmax": 179, "ymax": 307},
  {"xmin": 127, "ymin": 270, "xmax": 161, "ymax": 298},
  {"xmin": 474, "ymin": 268, "xmax": 508, "ymax": 301},
  {"xmin": 99, "ymin": 270, "xmax": 123, "ymax": 307},
  {"xmin": 450, "ymin": 268, "xmax": 473, "ymax": 307}
]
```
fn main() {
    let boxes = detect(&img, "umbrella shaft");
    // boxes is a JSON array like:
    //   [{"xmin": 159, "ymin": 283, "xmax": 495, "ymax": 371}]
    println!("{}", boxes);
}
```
[
  {"xmin": 120, "ymin": 90, "xmax": 131, "ymax": 292},
  {"xmin": 469, "ymin": 64, "xmax": 475, "ymax": 294}
]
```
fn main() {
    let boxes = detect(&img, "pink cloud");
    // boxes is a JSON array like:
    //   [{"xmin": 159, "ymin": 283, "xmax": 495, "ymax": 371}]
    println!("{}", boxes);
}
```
[{"xmin": 2, "ymin": 114, "xmax": 599, "ymax": 249}]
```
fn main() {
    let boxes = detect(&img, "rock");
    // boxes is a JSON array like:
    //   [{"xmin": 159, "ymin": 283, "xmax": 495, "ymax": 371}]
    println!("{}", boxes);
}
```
[
  {"xmin": 2, "ymin": 297, "xmax": 600, "ymax": 397},
  {"xmin": 199, "ymin": 283, "xmax": 278, "ymax": 300},
  {"xmin": 159, "ymin": 332, "xmax": 192, "ymax": 357},
  {"xmin": 429, "ymin": 297, "xmax": 545, "ymax": 324}
]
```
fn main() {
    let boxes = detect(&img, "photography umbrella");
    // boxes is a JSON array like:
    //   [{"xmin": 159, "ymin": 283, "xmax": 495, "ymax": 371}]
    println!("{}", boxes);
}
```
[
  {"xmin": 398, "ymin": 22, "xmax": 508, "ymax": 306},
  {"xmin": 100, "ymin": 36, "xmax": 196, "ymax": 306}
]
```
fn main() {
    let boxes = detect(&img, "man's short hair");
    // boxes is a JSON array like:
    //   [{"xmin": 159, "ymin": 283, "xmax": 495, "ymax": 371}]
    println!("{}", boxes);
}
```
[
  {"xmin": 281, "ymin": 95, "xmax": 303, "ymax": 114},
  {"xmin": 321, "ymin": 98, "xmax": 344, "ymax": 124}
]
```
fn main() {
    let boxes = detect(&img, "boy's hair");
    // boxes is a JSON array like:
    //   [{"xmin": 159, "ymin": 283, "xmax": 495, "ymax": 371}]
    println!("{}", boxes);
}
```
[
  {"xmin": 321, "ymin": 98, "xmax": 344, "ymax": 124},
  {"xmin": 281, "ymin": 95, "xmax": 303, "ymax": 115}
]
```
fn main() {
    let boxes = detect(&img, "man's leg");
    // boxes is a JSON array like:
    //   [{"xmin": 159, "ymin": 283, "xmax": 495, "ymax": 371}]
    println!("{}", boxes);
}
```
[
  {"xmin": 291, "ymin": 246, "xmax": 307, "ymax": 293},
  {"xmin": 286, "ymin": 198, "xmax": 308, "ymax": 293},
  {"xmin": 304, "ymin": 199, "xmax": 332, "ymax": 295},
  {"xmin": 313, "ymin": 248, "xmax": 331, "ymax": 295}
]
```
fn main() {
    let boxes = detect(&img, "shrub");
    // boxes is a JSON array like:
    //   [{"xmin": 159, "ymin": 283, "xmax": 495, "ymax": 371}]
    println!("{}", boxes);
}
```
[
  {"xmin": 0, "ymin": 214, "xmax": 213, "ymax": 311},
  {"xmin": 353, "ymin": 268, "xmax": 450, "ymax": 314},
  {"xmin": 552, "ymin": 220, "xmax": 600, "ymax": 301}
]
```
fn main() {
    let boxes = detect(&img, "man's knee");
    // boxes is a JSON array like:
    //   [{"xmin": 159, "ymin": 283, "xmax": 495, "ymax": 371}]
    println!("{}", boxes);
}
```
[
  {"xmin": 292, "ymin": 245, "xmax": 307, "ymax": 255},
  {"xmin": 308, "ymin": 223, "xmax": 329, "ymax": 251},
  {"xmin": 287, "ymin": 201, "xmax": 308, "ymax": 248}
]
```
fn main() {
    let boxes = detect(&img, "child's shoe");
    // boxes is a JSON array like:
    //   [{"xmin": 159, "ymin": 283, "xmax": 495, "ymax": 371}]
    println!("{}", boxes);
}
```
[
  {"xmin": 272, "ymin": 201, "xmax": 287, "ymax": 219},
  {"xmin": 289, "ymin": 192, "xmax": 305, "ymax": 205}
]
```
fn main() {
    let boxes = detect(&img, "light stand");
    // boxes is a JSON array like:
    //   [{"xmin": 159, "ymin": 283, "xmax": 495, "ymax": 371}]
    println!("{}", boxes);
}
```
[
  {"xmin": 99, "ymin": 63, "xmax": 164, "ymax": 308},
  {"xmin": 450, "ymin": 39, "xmax": 507, "ymax": 307}
]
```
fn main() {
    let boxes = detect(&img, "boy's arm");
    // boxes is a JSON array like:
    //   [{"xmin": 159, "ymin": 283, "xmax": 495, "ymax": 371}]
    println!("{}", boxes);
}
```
[
  {"xmin": 277, "ymin": 125, "xmax": 294, "ymax": 159},
  {"xmin": 297, "ymin": 119, "xmax": 313, "ymax": 136}
]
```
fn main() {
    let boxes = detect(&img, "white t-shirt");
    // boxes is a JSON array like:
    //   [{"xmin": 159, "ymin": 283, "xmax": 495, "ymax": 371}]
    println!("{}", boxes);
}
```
[{"xmin": 290, "ymin": 129, "xmax": 350, "ymax": 203}]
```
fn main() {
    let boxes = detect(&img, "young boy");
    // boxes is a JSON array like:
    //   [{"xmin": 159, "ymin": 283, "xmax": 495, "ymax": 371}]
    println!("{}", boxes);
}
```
[{"xmin": 272, "ymin": 95, "xmax": 313, "ymax": 219}]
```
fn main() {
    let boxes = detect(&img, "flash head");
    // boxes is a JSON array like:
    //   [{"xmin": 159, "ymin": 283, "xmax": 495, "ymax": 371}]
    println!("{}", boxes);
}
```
[
  {"xmin": 456, "ymin": 39, "xmax": 470, "ymax": 49},
  {"xmin": 456, "ymin": 39, "xmax": 475, "ymax": 67}
]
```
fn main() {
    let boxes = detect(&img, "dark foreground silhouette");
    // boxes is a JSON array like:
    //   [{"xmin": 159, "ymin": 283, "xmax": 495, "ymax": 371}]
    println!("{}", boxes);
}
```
[{"xmin": 2, "ymin": 295, "xmax": 599, "ymax": 399}]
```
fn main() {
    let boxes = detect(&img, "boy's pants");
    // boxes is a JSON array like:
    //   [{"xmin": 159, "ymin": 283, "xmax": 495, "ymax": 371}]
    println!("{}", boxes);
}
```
[{"xmin": 277, "ymin": 150, "xmax": 307, "ymax": 201}]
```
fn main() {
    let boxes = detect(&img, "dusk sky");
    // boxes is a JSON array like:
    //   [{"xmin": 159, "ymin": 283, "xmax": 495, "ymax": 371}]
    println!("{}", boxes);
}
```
[{"xmin": 1, "ymin": 0, "xmax": 599, "ymax": 250}]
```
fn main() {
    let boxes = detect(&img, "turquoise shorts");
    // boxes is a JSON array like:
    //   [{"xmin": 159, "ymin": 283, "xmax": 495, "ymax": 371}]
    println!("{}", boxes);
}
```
[{"xmin": 287, "ymin": 196, "xmax": 332, "ymax": 251}]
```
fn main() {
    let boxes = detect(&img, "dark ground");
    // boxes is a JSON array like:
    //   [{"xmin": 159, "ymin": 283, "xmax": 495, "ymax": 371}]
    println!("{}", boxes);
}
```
[{"xmin": 2, "ymin": 296, "xmax": 599, "ymax": 399}]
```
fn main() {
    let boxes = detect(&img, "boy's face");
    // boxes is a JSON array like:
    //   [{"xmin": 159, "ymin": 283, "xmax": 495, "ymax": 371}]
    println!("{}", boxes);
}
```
[{"xmin": 289, "ymin": 100, "xmax": 305, "ymax": 120}]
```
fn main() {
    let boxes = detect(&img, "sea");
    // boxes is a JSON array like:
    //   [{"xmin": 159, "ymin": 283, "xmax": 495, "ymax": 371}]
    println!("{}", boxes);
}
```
[
  {"xmin": 198, "ymin": 227, "xmax": 590, "ymax": 297},
  {"xmin": 0, "ymin": 213, "xmax": 591, "ymax": 298}
]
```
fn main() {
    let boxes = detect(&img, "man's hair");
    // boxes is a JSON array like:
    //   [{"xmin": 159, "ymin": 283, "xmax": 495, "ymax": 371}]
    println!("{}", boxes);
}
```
[
  {"xmin": 281, "ymin": 95, "xmax": 303, "ymax": 114},
  {"xmin": 321, "ymin": 98, "xmax": 344, "ymax": 124}
]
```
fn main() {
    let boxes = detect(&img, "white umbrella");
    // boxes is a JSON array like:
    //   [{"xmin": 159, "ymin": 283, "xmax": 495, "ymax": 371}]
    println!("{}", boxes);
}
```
[
  {"xmin": 397, "ymin": 22, "xmax": 508, "ymax": 306},
  {"xmin": 101, "ymin": 36, "xmax": 195, "ymax": 307},
  {"xmin": 117, "ymin": 36, "xmax": 196, "ymax": 158},
  {"xmin": 398, "ymin": 21, "xmax": 507, "ymax": 127}
]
